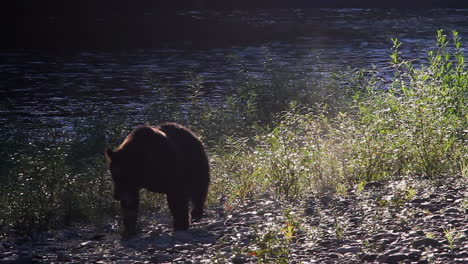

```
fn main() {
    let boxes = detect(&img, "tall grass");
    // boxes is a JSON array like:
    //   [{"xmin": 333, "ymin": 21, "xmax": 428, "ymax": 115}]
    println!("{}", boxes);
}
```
[
  {"xmin": 0, "ymin": 114, "xmax": 129, "ymax": 234},
  {"xmin": 210, "ymin": 29, "xmax": 467, "ymax": 204},
  {"xmin": 0, "ymin": 30, "xmax": 466, "ymax": 234}
]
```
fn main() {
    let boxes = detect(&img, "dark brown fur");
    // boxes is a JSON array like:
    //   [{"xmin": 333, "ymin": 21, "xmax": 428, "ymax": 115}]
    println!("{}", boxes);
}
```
[{"xmin": 106, "ymin": 123, "xmax": 210, "ymax": 237}]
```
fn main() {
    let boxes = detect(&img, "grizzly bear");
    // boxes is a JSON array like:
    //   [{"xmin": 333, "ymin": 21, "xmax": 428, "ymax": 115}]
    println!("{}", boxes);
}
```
[{"xmin": 105, "ymin": 123, "xmax": 210, "ymax": 237}]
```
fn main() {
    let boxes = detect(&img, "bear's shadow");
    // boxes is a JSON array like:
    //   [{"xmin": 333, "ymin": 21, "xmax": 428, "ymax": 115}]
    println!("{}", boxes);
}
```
[{"xmin": 119, "ymin": 222, "xmax": 218, "ymax": 251}]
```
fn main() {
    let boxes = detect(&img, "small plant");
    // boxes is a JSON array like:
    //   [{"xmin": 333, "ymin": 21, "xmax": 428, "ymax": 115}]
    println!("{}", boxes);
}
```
[
  {"xmin": 245, "ymin": 209, "xmax": 306, "ymax": 263},
  {"xmin": 356, "ymin": 181, "xmax": 367, "ymax": 195},
  {"xmin": 282, "ymin": 209, "xmax": 302, "ymax": 242},
  {"xmin": 378, "ymin": 187, "xmax": 418, "ymax": 209},
  {"xmin": 390, "ymin": 37, "xmax": 402, "ymax": 64},
  {"xmin": 335, "ymin": 183, "xmax": 348, "ymax": 197},
  {"xmin": 333, "ymin": 216, "xmax": 346, "ymax": 241},
  {"xmin": 461, "ymin": 161, "xmax": 468, "ymax": 178},
  {"xmin": 462, "ymin": 198, "xmax": 468, "ymax": 210},
  {"xmin": 248, "ymin": 227, "xmax": 290, "ymax": 264},
  {"xmin": 404, "ymin": 188, "xmax": 417, "ymax": 201},
  {"xmin": 425, "ymin": 232, "xmax": 435, "ymax": 239},
  {"xmin": 443, "ymin": 227, "xmax": 460, "ymax": 250}
]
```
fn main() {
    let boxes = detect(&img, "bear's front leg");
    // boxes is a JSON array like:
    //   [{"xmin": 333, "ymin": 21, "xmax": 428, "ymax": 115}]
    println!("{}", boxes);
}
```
[
  {"xmin": 166, "ymin": 193, "xmax": 190, "ymax": 231},
  {"xmin": 120, "ymin": 191, "xmax": 140, "ymax": 238}
]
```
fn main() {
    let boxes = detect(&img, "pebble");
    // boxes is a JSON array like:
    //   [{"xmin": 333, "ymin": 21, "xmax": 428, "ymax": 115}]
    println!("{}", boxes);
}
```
[
  {"xmin": 335, "ymin": 245, "xmax": 360, "ymax": 254},
  {"xmin": 80, "ymin": 241, "xmax": 95, "ymax": 247},
  {"xmin": 364, "ymin": 181, "xmax": 384, "ymax": 189},
  {"xmin": 232, "ymin": 254, "xmax": 247, "ymax": 264},
  {"xmin": 115, "ymin": 260, "xmax": 133, "ymax": 264},
  {"xmin": 412, "ymin": 238, "xmax": 441, "ymax": 248},
  {"xmin": 150, "ymin": 253, "xmax": 175, "ymax": 262},
  {"xmin": 1, "ymin": 178, "xmax": 466, "ymax": 264},
  {"xmin": 445, "ymin": 207, "xmax": 461, "ymax": 214}
]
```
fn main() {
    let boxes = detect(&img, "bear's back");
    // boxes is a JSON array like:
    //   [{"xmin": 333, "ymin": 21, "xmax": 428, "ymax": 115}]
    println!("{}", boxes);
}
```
[
  {"xmin": 111, "ymin": 123, "xmax": 209, "ymax": 195},
  {"xmin": 157, "ymin": 123, "xmax": 210, "ymax": 191},
  {"xmin": 116, "ymin": 126, "xmax": 168, "ymax": 160},
  {"xmin": 123, "ymin": 125, "xmax": 160, "ymax": 143},
  {"xmin": 157, "ymin": 123, "xmax": 200, "ymax": 149},
  {"xmin": 157, "ymin": 123, "xmax": 209, "ymax": 171}
]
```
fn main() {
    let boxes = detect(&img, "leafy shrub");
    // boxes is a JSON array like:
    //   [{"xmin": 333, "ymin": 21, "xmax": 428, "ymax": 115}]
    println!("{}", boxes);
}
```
[
  {"xmin": 209, "ymin": 30, "xmax": 467, "ymax": 203},
  {"xmin": 353, "ymin": 30, "xmax": 467, "ymax": 180},
  {"xmin": 0, "ymin": 112, "xmax": 128, "ymax": 233},
  {"xmin": 0, "ymin": 30, "xmax": 465, "ymax": 234}
]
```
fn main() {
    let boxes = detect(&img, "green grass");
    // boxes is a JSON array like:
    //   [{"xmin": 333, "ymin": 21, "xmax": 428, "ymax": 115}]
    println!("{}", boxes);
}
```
[{"xmin": 0, "ymin": 30, "xmax": 466, "ymax": 235}]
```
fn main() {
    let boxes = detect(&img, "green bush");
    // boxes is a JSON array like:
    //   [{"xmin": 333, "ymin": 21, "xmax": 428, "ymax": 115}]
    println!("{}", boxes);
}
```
[
  {"xmin": 209, "ymin": 30, "xmax": 467, "ymax": 203},
  {"xmin": 0, "ymin": 113, "xmax": 128, "ymax": 233},
  {"xmin": 0, "ymin": 30, "xmax": 465, "ymax": 234},
  {"xmin": 353, "ymin": 30, "xmax": 467, "ymax": 180}
]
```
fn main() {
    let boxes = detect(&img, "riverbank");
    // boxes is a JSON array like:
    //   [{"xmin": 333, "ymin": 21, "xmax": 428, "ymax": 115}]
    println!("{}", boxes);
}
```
[
  {"xmin": 1, "ymin": 177, "xmax": 466, "ymax": 263},
  {"xmin": 0, "ymin": 30, "xmax": 466, "ymax": 264}
]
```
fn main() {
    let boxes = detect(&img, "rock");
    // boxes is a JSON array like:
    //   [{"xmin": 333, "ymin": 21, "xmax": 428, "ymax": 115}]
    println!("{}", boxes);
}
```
[
  {"xmin": 80, "ymin": 241, "xmax": 95, "ymax": 247},
  {"xmin": 444, "ymin": 207, "xmax": 460, "ymax": 214},
  {"xmin": 1, "ymin": 251, "xmax": 14, "ymax": 258},
  {"xmin": 173, "ymin": 243, "xmax": 196, "ymax": 251},
  {"xmin": 150, "ymin": 254, "xmax": 175, "ymax": 262},
  {"xmin": 361, "ymin": 253, "xmax": 378, "ymax": 262},
  {"xmin": 90, "ymin": 234, "xmax": 106, "ymax": 240},
  {"xmin": 335, "ymin": 245, "xmax": 360, "ymax": 254},
  {"xmin": 445, "ymin": 194, "xmax": 456, "ymax": 200},
  {"xmin": 317, "ymin": 240, "xmax": 336, "ymax": 247},
  {"xmin": 154, "ymin": 237, "xmax": 172, "ymax": 249},
  {"xmin": 412, "ymin": 238, "xmax": 441, "ymax": 248},
  {"xmin": 57, "ymin": 252, "xmax": 72, "ymax": 262},
  {"xmin": 61, "ymin": 229, "xmax": 79, "ymax": 239},
  {"xmin": 2, "ymin": 255, "xmax": 19, "ymax": 264},
  {"xmin": 364, "ymin": 181, "xmax": 384, "ymax": 189},
  {"xmin": 407, "ymin": 230, "xmax": 425, "ymax": 237},
  {"xmin": 410, "ymin": 198, "xmax": 427, "ymax": 204},
  {"xmin": 419, "ymin": 201, "xmax": 439, "ymax": 212},
  {"xmin": 408, "ymin": 250, "xmax": 422, "ymax": 261},
  {"xmin": 439, "ymin": 252, "xmax": 456, "ymax": 259},
  {"xmin": 327, "ymin": 253, "xmax": 341, "ymax": 259},
  {"xmin": 143, "ymin": 230, "xmax": 160, "ymax": 238},
  {"xmin": 372, "ymin": 232, "xmax": 400, "ymax": 241},
  {"xmin": 115, "ymin": 260, "xmax": 133, "ymax": 264},
  {"xmin": 207, "ymin": 220, "xmax": 225, "ymax": 229},
  {"xmin": 423, "ymin": 214, "xmax": 442, "ymax": 221},
  {"xmin": 232, "ymin": 254, "xmax": 247, "ymax": 264},
  {"xmin": 174, "ymin": 231, "xmax": 193, "ymax": 241},
  {"xmin": 33, "ymin": 241, "xmax": 49, "ymax": 247},
  {"xmin": 386, "ymin": 254, "xmax": 409, "ymax": 263},
  {"xmin": 1, "ymin": 255, "xmax": 32, "ymax": 264}
]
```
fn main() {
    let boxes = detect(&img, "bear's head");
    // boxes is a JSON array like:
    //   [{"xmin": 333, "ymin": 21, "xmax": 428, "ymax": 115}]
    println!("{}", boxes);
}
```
[{"xmin": 105, "ymin": 149, "xmax": 136, "ymax": 202}]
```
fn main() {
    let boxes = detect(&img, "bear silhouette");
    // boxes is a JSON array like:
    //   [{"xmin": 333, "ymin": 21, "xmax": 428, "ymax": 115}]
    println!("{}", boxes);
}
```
[{"xmin": 106, "ymin": 123, "xmax": 210, "ymax": 237}]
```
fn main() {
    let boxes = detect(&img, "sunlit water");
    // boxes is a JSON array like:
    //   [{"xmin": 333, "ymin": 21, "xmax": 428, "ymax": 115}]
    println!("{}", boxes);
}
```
[{"xmin": 1, "ymin": 9, "xmax": 467, "ymax": 131}]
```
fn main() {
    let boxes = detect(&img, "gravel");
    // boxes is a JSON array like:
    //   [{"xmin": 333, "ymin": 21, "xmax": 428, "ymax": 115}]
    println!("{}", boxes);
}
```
[{"xmin": 1, "ymin": 177, "xmax": 467, "ymax": 263}]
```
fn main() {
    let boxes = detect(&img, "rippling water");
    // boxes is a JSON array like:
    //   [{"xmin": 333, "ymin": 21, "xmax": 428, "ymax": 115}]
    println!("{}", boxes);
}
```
[{"xmin": 1, "ymin": 9, "xmax": 467, "ymax": 130}]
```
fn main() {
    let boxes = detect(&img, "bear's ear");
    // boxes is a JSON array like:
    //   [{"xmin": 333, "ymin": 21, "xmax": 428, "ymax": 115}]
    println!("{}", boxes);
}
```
[{"xmin": 105, "ymin": 149, "xmax": 114, "ymax": 161}]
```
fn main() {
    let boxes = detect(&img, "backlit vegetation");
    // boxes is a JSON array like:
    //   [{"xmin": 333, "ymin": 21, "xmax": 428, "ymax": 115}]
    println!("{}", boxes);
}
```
[{"xmin": 0, "ymin": 30, "xmax": 466, "ymax": 234}]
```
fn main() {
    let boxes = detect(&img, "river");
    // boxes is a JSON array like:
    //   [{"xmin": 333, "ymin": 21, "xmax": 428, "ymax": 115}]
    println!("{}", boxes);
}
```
[{"xmin": 1, "ymin": 9, "xmax": 467, "ymax": 131}]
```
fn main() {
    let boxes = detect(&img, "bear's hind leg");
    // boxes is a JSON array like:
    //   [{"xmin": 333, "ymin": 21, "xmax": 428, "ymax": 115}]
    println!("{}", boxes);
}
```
[{"xmin": 166, "ymin": 193, "xmax": 190, "ymax": 231}]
